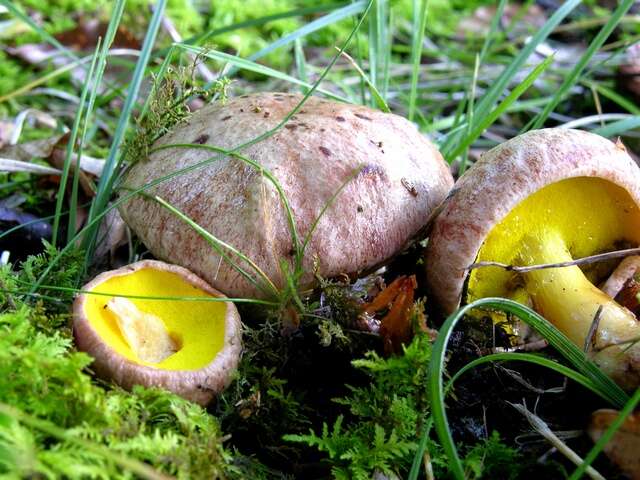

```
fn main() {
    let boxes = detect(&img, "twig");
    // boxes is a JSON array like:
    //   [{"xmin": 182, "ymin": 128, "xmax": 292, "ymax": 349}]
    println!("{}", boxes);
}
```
[
  {"xmin": 584, "ymin": 305, "xmax": 603, "ymax": 353},
  {"xmin": 509, "ymin": 402, "xmax": 606, "ymax": 480},
  {"xmin": 467, "ymin": 247, "xmax": 640, "ymax": 273}
]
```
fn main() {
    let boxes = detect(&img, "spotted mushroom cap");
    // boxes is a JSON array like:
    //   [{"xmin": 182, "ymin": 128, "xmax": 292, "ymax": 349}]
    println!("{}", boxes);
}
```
[
  {"xmin": 119, "ymin": 92, "xmax": 453, "ymax": 299},
  {"xmin": 425, "ymin": 128, "xmax": 640, "ymax": 313},
  {"xmin": 73, "ymin": 260, "xmax": 242, "ymax": 405}
]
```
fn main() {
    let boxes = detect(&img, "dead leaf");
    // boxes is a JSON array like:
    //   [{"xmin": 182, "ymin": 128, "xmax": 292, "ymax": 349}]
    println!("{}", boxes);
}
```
[
  {"xmin": 0, "ymin": 158, "xmax": 61, "ymax": 175},
  {"xmin": 363, "ymin": 275, "xmax": 421, "ymax": 354},
  {"xmin": 0, "ymin": 134, "xmax": 103, "ymax": 195},
  {"xmin": 588, "ymin": 409, "xmax": 640, "ymax": 480},
  {"xmin": 54, "ymin": 17, "xmax": 141, "ymax": 51}
]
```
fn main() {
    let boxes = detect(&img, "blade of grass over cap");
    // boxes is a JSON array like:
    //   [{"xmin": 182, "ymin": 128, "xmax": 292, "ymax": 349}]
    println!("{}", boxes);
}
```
[
  {"xmin": 427, "ymin": 297, "xmax": 629, "ymax": 480},
  {"xmin": 152, "ymin": 195, "xmax": 279, "ymax": 298},
  {"xmin": 83, "ymin": 0, "xmax": 166, "ymax": 256},
  {"xmin": 529, "ymin": 0, "xmax": 636, "ymax": 130},
  {"xmin": 440, "ymin": 0, "xmax": 581, "ymax": 159}
]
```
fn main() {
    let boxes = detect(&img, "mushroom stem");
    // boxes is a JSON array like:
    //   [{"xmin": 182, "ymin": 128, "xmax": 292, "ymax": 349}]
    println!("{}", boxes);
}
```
[{"xmin": 519, "ymin": 231, "xmax": 640, "ymax": 388}]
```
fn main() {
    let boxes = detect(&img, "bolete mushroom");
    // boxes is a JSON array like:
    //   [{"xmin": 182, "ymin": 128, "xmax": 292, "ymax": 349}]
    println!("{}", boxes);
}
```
[
  {"xmin": 425, "ymin": 128, "xmax": 640, "ymax": 389},
  {"xmin": 119, "ymin": 92, "xmax": 453, "ymax": 299},
  {"xmin": 73, "ymin": 260, "xmax": 242, "ymax": 405}
]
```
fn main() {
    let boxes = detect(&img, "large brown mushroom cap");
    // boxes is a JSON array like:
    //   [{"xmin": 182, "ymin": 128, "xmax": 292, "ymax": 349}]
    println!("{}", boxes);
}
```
[
  {"xmin": 119, "ymin": 92, "xmax": 453, "ymax": 299},
  {"xmin": 73, "ymin": 260, "xmax": 242, "ymax": 405},
  {"xmin": 426, "ymin": 128, "xmax": 640, "ymax": 313}
]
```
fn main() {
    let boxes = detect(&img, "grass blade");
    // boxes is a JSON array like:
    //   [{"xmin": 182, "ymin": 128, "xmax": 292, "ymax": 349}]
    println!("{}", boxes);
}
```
[
  {"xmin": 408, "ymin": 0, "xmax": 429, "ymax": 121},
  {"xmin": 84, "ymin": 0, "xmax": 167, "ymax": 254},
  {"xmin": 445, "ymin": 352, "xmax": 616, "ymax": 405},
  {"xmin": 568, "ymin": 388, "xmax": 640, "ymax": 480},
  {"xmin": 448, "ymin": 55, "xmax": 554, "ymax": 162},
  {"xmin": 428, "ymin": 297, "xmax": 629, "ymax": 479},
  {"xmin": 592, "ymin": 116, "xmax": 640, "ymax": 137},
  {"xmin": 177, "ymin": 45, "xmax": 349, "ymax": 102},
  {"xmin": 51, "ymin": 41, "xmax": 101, "ymax": 246},
  {"xmin": 531, "ymin": 0, "xmax": 635, "ymax": 130},
  {"xmin": 529, "ymin": 0, "xmax": 636, "ymax": 130},
  {"xmin": 441, "ymin": 0, "xmax": 581, "ymax": 156}
]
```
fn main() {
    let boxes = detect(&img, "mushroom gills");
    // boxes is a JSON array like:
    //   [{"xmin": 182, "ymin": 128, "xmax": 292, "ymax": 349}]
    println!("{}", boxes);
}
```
[{"xmin": 107, "ymin": 297, "xmax": 178, "ymax": 364}]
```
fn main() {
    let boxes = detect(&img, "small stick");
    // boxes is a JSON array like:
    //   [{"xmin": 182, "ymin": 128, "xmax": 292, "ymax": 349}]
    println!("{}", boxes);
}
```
[
  {"xmin": 584, "ymin": 305, "xmax": 603, "ymax": 353},
  {"xmin": 467, "ymin": 247, "xmax": 640, "ymax": 273},
  {"xmin": 510, "ymin": 402, "xmax": 606, "ymax": 480}
]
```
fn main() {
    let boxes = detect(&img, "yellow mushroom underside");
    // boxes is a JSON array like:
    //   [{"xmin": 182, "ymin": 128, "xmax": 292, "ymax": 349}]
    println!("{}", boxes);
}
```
[
  {"xmin": 467, "ymin": 176, "xmax": 640, "ymax": 308},
  {"xmin": 84, "ymin": 268, "xmax": 226, "ymax": 370}
]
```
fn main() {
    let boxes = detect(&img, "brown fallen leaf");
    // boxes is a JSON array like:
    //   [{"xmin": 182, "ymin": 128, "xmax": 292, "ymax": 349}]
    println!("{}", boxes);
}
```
[
  {"xmin": 0, "ymin": 134, "xmax": 103, "ymax": 196},
  {"xmin": 363, "ymin": 275, "xmax": 424, "ymax": 354},
  {"xmin": 588, "ymin": 409, "xmax": 640, "ymax": 480}
]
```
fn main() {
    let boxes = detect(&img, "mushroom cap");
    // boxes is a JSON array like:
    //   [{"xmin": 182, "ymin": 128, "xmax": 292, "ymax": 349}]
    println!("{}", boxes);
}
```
[
  {"xmin": 425, "ymin": 128, "xmax": 640, "ymax": 313},
  {"xmin": 73, "ymin": 260, "xmax": 242, "ymax": 405},
  {"xmin": 119, "ymin": 92, "xmax": 453, "ymax": 299}
]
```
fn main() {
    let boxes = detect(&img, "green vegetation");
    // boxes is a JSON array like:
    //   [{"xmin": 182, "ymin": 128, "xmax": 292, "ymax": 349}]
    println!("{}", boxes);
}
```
[{"xmin": 2, "ymin": 0, "xmax": 640, "ymax": 478}]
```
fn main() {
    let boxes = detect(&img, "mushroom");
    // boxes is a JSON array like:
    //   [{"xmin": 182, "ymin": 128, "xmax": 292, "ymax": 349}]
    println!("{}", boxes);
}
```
[
  {"xmin": 425, "ymin": 128, "xmax": 640, "ymax": 389},
  {"xmin": 119, "ymin": 92, "xmax": 453, "ymax": 299},
  {"xmin": 73, "ymin": 260, "xmax": 242, "ymax": 405}
]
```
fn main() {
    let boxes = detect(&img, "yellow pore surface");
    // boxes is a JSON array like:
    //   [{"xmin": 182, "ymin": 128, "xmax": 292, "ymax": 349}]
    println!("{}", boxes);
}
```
[
  {"xmin": 84, "ymin": 268, "xmax": 226, "ymax": 370},
  {"xmin": 467, "ymin": 177, "xmax": 640, "ymax": 301}
]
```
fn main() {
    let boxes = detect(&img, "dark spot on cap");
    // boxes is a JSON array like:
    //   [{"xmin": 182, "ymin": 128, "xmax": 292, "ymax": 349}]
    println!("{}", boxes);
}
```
[
  {"xmin": 274, "ymin": 97, "xmax": 285, "ymax": 102},
  {"xmin": 285, "ymin": 124, "xmax": 297, "ymax": 131},
  {"xmin": 299, "ymin": 110, "xmax": 307, "ymax": 114},
  {"xmin": 193, "ymin": 134, "xmax": 210, "ymax": 145},
  {"xmin": 359, "ymin": 164, "xmax": 385, "ymax": 179},
  {"xmin": 239, "ymin": 109, "xmax": 244, "ymax": 112},
  {"xmin": 221, "ymin": 115, "xmax": 232, "ymax": 121},
  {"xmin": 336, "ymin": 116, "xmax": 346, "ymax": 122},
  {"xmin": 355, "ymin": 113, "xmax": 372, "ymax": 121},
  {"xmin": 319, "ymin": 146, "xmax": 331, "ymax": 157},
  {"xmin": 264, "ymin": 111, "xmax": 270, "ymax": 118},
  {"xmin": 357, "ymin": 205, "xmax": 364, "ymax": 213}
]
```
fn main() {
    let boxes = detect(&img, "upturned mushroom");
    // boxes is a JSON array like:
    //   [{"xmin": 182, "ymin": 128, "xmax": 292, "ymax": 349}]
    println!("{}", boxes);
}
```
[
  {"xmin": 119, "ymin": 92, "xmax": 453, "ymax": 299},
  {"xmin": 425, "ymin": 128, "xmax": 640, "ymax": 389},
  {"xmin": 73, "ymin": 260, "xmax": 242, "ymax": 405}
]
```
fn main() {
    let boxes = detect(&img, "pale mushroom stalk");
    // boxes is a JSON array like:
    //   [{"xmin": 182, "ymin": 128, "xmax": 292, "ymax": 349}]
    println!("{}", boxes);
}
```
[{"xmin": 519, "ymin": 231, "xmax": 640, "ymax": 385}]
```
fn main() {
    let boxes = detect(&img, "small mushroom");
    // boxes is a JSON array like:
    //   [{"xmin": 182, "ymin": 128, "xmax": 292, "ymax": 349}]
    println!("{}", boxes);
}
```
[
  {"xmin": 119, "ymin": 92, "xmax": 453, "ymax": 299},
  {"xmin": 426, "ymin": 128, "xmax": 640, "ymax": 389},
  {"xmin": 73, "ymin": 260, "xmax": 242, "ymax": 405}
]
